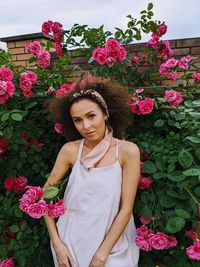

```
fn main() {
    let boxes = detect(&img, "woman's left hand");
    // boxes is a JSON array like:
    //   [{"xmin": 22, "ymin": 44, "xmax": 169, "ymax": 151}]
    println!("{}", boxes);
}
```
[{"xmin": 89, "ymin": 250, "xmax": 108, "ymax": 267}]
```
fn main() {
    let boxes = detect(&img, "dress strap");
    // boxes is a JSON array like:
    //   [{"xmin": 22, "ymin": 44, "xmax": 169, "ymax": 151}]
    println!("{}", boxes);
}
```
[
  {"xmin": 116, "ymin": 139, "xmax": 119, "ymax": 160},
  {"xmin": 77, "ymin": 138, "xmax": 84, "ymax": 160}
]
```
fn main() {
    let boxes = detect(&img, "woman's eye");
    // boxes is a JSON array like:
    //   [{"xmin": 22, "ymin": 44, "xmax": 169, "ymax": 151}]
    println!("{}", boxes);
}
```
[{"xmin": 89, "ymin": 114, "xmax": 95, "ymax": 118}]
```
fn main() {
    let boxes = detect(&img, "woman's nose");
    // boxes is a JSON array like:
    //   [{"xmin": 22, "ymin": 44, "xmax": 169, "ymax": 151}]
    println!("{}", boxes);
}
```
[{"xmin": 83, "ymin": 119, "xmax": 91, "ymax": 129}]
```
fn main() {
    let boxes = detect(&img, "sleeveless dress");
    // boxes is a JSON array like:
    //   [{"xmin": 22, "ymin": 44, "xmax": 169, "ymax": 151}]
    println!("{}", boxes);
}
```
[{"xmin": 51, "ymin": 138, "xmax": 139, "ymax": 267}]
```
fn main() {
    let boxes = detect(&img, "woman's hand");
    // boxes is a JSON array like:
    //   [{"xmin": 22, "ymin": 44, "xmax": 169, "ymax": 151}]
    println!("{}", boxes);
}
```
[
  {"xmin": 53, "ymin": 240, "xmax": 76, "ymax": 267},
  {"xmin": 89, "ymin": 250, "xmax": 108, "ymax": 267}
]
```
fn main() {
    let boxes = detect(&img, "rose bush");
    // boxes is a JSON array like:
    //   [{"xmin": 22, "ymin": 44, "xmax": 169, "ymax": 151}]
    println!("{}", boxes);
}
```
[{"xmin": 0, "ymin": 3, "xmax": 199, "ymax": 266}]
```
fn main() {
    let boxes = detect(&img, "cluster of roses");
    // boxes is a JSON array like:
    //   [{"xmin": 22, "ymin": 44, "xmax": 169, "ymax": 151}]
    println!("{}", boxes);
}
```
[
  {"xmin": 25, "ymin": 41, "xmax": 51, "ymax": 69},
  {"xmin": 19, "ymin": 70, "xmax": 38, "ymax": 98},
  {"xmin": 135, "ymin": 225, "xmax": 178, "ymax": 252},
  {"xmin": 42, "ymin": 20, "xmax": 64, "ymax": 56},
  {"xmin": 164, "ymin": 89, "xmax": 183, "ymax": 107},
  {"xmin": 185, "ymin": 228, "xmax": 200, "ymax": 261},
  {"xmin": 21, "ymin": 132, "xmax": 44, "ymax": 147},
  {"xmin": 92, "ymin": 38, "xmax": 127, "ymax": 67},
  {"xmin": 0, "ymin": 258, "xmax": 14, "ymax": 267},
  {"xmin": 0, "ymin": 137, "xmax": 9, "ymax": 154},
  {"xmin": 147, "ymin": 22, "xmax": 173, "ymax": 61},
  {"xmin": 0, "ymin": 67, "xmax": 15, "ymax": 104},
  {"xmin": 129, "ymin": 88, "xmax": 154, "ymax": 115},
  {"xmin": 19, "ymin": 186, "xmax": 65, "ymax": 219}
]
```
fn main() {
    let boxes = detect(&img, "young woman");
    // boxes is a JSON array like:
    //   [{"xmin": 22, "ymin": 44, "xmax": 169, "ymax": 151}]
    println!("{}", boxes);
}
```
[{"xmin": 43, "ymin": 78, "xmax": 140, "ymax": 267}]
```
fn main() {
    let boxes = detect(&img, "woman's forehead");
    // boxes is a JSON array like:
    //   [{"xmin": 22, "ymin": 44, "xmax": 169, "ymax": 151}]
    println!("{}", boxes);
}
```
[{"xmin": 70, "ymin": 99, "xmax": 100, "ymax": 116}]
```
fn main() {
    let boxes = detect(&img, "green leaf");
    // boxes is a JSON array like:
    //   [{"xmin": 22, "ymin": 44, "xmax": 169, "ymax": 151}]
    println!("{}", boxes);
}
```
[
  {"xmin": 26, "ymin": 101, "xmax": 38, "ymax": 109},
  {"xmin": 155, "ymin": 158, "xmax": 166, "ymax": 172},
  {"xmin": 143, "ymin": 161, "xmax": 156, "ymax": 174},
  {"xmin": 167, "ymin": 171, "xmax": 186, "ymax": 182},
  {"xmin": 11, "ymin": 113, "xmax": 23, "ymax": 121},
  {"xmin": 154, "ymin": 119, "xmax": 164, "ymax": 127},
  {"xmin": 10, "ymin": 225, "xmax": 19, "ymax": 233},
  {"xmin": 178, "ymin": 149, "xmax": 193, "ymax": 169},
  {"xmin": 115, "ymin": 31, "xmax": 121, "ymax": 39},
  {"xmin": 165, "ymin": 216, "xmax": 186, "ymax": 233},
  {"xmin": 175, "ymin": 209, "xmax": 191, "ymax": 219},
  {"xmin": 183, "ymin": 168, "xmax": 200, "ymax": 176},
  {"xmin": 185, "ymin": 136, "xmax": 200, "ymax": 143},
  {"xmin": 153, "ymin": 172, "xmax": 166, "ymax": 179},
  {"xmin": 141, "ymin": 205, "xmax": 152, "ymax": 217},
  {"xmin": 147, "ymin": 3, "xmax": 153, "ymax": 11},
  {"xmin": 44, "ymin": 186, "xmax": 59, "ymax": 199},
  {"xmin": 1, "ymin": 112, "xmax": 10, "ymax": 121},
  {"xmin": 159, "ymin": 195, "xmax": 175, "ymax": 208}
]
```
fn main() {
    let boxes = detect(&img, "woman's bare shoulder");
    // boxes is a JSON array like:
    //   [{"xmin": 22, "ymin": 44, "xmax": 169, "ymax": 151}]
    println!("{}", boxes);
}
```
[
  {"xmin": 61, "ymin": 139, "xmax": 82, "ymax": 164},
  {"xmin": 118, "ymin": 139, "xmax": 140, "ymax": 159}
]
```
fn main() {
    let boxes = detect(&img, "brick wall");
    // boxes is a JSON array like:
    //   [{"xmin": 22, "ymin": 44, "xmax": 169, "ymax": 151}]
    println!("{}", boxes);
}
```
[{"xmin": 1, "ymin": 34, "xmax": 200, "ymax": 87}]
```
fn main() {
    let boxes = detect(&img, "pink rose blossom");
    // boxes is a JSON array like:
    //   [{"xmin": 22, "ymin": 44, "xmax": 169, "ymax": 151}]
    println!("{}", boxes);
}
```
[
  {"xmin": 0, "ymin": 80, "xmax": 15, "ymax": 104},
  {"xmin": 186, "ymin": 241, "xmax": 200, "ymax": 261},
  {"xmin": 4, "ymin": 176, "xmax": 27, "ymax": 193},
  {"xmin": 33, "ymin": 137, "xmax": 44, "ymax": 147},
  {"xmin": 136, "ymin": 225, "xmax": 149, "ymax": 238},
  {"xmin": 0, "ymin": 67, "xmax": 13, "ymax": 81},
  {"xmin": 25, "ymin": 41, "xmax": 42, "ymax": 56},
  {"xmin": 54, "ymin": 123, "xmax": 63, "ymax": 134},
  {"xmin": 55, "ymin": 42, "xmax": 63, "ymax": 56},
  {"xmin": 55, "ymin": 82, "xmax": 77, "ymax": 97},
  {"xmin": 193, "ymin": 73, "xmax": 200, "ymax": 81},
  {"xmin": 138, "ymin": 176, "xmax": 153, "ymax": 189},
  {"xmin": 47, "ymin": 199, "xmax": 66, "ymax": 218},
  {"xmin": 165, "ymin": 58, "xmax": 179, "ymax": 68},
  {"xmin": 28, "ymin": 200, "xmax": 47, "ymax": 219},
  {"xmin": 23, "ymin": 90, "xmax": 34, "ymax": 98},
  {"xmin": 169, "ymin": 71, "xmax": 178, "ymax": 81},
  {"xmin": 42, "ymin": 20, "xmax": 53, "ymax": 35},
  {"xmin": 118, "ymin": 46, "xmax": 127, "ymax": 62},
  {"xmin": 158, "ymin": 23, "xmax": 167, "ymax": 36},
  {"xmin": 0, "ymin": 258, "xmax": 15, "ymax": 267},
  {"xmin": 178, "ymin": 57, "xmax": 189, "ymax": 70},
  {"xmin": 131, "ymin": 56, "xmax": 141, "ymax": 64},
  {"xmin": 140, "ymin": 214, "xmax": 153, "ymax": 225},
  {"xmin": 159, "ymin": 63, "xmax": 169, "ymax": 75},
  {"xmin": 37, "ymin": 50, "xmax": 51, "ymax": 69},
  {"xmin": 135, "ymin": 236, "xmax": 152, "ymax": 251},
  {"xmin": 107, "ymin": 57, "xmax": 116, "ymax": 67},
  {"xmin": 185, "ymin": 229, "xmax": 197, "ymax": 241},
  {"xmin": 24, "ymin": 71, "xmax": 38, "ymax": 85},
  {"xmin": 166, "ymin": 235, "xmax": 178, "ymax": 248},
  {"xmin": 138, "ymin": 97, "xmax": 154, "ymax": 115},
  {"xmin": 148, "ymin": 232, "xmax": 169, "ymax": 250},
  {"xmin": 20, "ymin": 78, "xmax": 32, "ymax": 92},
  {"xmin": 52, "ymin": 22, "xmax": 63, "ymax": 34},
  {"xmin": 170, "ymin": 92, "xmax": 183, "ymax": 107},
  {"xmin": 0, "ymin": 137, "xmax": 9, "ymax": 153},
  {"xmin": 135, "ymin": 88, "xmax": 144, "ymax": 94},
  {"xmin": 92, "ymin": 47, "xmax": 108, "ymax": 65},
  {"xmin": 85, "ymin": 73, "xmax": 94, "ymax": 83},
  {"xmin": 164, "ymin": 89, "xmax": 177, "ymax": 102},
  {"xmin": 105, "ymin": 38, "xmax": 121, "ymax": 51}
]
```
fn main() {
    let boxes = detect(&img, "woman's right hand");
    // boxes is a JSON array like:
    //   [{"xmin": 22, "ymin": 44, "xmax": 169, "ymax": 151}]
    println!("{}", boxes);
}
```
[{"xmin": 53, "ymin": 240, "xmax": 77, "ymax": 267}]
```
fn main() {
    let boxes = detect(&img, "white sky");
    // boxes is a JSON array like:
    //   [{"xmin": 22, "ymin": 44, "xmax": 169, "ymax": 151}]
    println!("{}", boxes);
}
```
[{"xmin": 0, "ymin": 0, "xmax": 200, "ymax": 50}]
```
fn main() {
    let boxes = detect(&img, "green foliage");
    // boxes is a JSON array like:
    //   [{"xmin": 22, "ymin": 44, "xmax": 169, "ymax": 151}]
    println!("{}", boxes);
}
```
[{"xmin": 0, "ymin": 2, "xmax": 200, "ymax": 266}]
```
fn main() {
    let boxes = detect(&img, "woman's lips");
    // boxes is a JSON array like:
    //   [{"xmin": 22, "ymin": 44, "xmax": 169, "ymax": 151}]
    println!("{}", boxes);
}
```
[{"xmin": 85, "ymin": 131, "xmax": 95, "ymax": 136}]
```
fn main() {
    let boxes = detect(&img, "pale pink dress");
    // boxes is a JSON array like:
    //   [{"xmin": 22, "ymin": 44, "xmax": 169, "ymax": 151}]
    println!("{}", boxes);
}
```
[{"xmin": 51, "ymin": 138, "xmax": 139, "ymax": 267}]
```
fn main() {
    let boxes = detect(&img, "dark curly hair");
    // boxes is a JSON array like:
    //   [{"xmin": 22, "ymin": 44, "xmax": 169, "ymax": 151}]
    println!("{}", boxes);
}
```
[{"xmin": 48, "ymin": 78, "xmax": 133, "ymax": 141}]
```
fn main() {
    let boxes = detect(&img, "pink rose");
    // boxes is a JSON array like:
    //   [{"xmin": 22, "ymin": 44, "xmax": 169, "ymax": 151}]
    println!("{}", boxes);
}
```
[
  {"xmin": 47, "ymin": 199, "xmax": 66, "ymax": 218},
  {"xmin": 138, "ymin": 97, "xmax": 154, "ymax": 115},
  {"xmin": 170, "ymin": 91, "xmax": 183, "ymax": 107},
  {"xmin": 131, "ymin": 56, "xmax": 141, "ymax": 64},
  {"xmin": 85, "ymin": 73, "xmax": 93, "ymax": 83},
  {"xmin": 23, "ymin": 90, "xmax": 34, "ymax": 98},
  {"xmin": 28, "ymin": 200, "xmax": 47, "ymax": 219},
  {"xmin": 168, "ymin": 71, "xmax": 178, "ymax": 81},
  {"xmin": 107, "ymin": 57, "xmax": 116, "ymax": 67},
  {"xmin": 138, "ymin": 176, "xmax": 153, "ymax": 189},
  {"xmin": 92, "ymin": 47, "xmax": 108, "ymax": 65},
  {"xmin": 0, "ymin": 258, "xmax": 15, "ymax": 267},
  {"xmin": 164, "ymin": 89, "xmax": 177, "ymax": 102},
  {"xmin": 0, "ymin": 80, "xmax": 15, "ymax": 104},
  {"xmin": 53, "ymin": 33, "xmax": 63, "ymax": 43},
  {"xmin": 165, "ymin": 58, "xmax": 179, "ymax": 68},
  {"xmin": 140, "ymin": 214, "xmax": 153, "ymax": 225},
  {"xmin": 42, "ymin": 20, "xmax": 53, "ymax": 35},
  {"xmin": 178, "ymin": 56, "xmax": 189, "ymax": 70},
  {"xmin": 148, "ymin": 232, "xmax": 169, "ymax": 250},
  {"xmin": 33, "ymin": 137, "xmax": 44, "ymax": 147},
  {"xmin": 193, "ymin": 73, "xmax": 200, "ymax": 81},
  {"xmin": 37, "ymin": 50, "xmax": 51, "ymax": 69},
  {"xmin": 55, "ymin": 82, "xmax": 77, "ymax": 97},
  {"xmin": 158, "ymin": 23, "xmax": 167, "ymax": 36},
  {"xmin": 24, "ymin": 71, "xmax": 38, "ymax": 85},
  {"xmin": 186, "ymin": 241, "xmax": 200, "ymax": 261},
  {"xmin": 118, "ymin": 46, "xmax": 127, "ymax": 62},
  {"xmin": 105, "ymin": 38, "xmax": 121, "ymax": 51},
  {"xmin": 135, "ymin": 236, "xmax": 152, "ymax": 251},
  {"xmin": 25, "ymin": 41, "xmax": 42, "ymax": 56},
  {"xmin": 0, "ymin": 137, "xmax": 9, "ymax": 153},
  {"xmin": 54, "ymin": 123, "xmax": 63, "ymax": 134},
  {"xmin": 136, "ymin": 225, "xmax": 149, "ymax": 238},
  {"xmin": 185, "ymin": 229, "xmax": 197, "ymax": 241},
  {"xmin": 159, "ymin": 63, "xmax": 169, "ymax": 75},
  {"xmin": 55, "ymin": 42, "xmax": 63, "ymax": 56},
  {"xmin": 52, "ymin": 22, "xmax": 63, "ymax": 34},
  {"xmin": 20, "ymin": 78, "xmax": 32, "ymax": 92},
  {"xmin": 0, "ymin": 67, "xmax": 13, "ymax": 81},
  {"xmin": 166, "ymin": 235, "xmax": 178, "ymax": 249}
]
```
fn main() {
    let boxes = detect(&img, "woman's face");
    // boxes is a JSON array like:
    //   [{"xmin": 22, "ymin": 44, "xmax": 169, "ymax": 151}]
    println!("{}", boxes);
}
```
[{"xmin": 70, "ymin": 98, "xmax": 107, "ymax": 142}]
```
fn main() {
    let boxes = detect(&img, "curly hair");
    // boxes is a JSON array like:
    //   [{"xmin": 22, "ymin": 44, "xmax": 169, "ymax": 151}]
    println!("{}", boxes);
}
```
[{"xmin": 48, "ymin": 78, "xmax": 134, "ymax": 141}]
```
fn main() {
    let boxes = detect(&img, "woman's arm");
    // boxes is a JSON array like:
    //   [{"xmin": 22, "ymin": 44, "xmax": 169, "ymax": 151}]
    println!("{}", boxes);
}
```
[
  {"xmin": 89, "ymin": 141, "xmax": 140, "ymax": 266},
  {"xmin": 43, "ymin": 142, "xmax": 77, "ymax": 266}
]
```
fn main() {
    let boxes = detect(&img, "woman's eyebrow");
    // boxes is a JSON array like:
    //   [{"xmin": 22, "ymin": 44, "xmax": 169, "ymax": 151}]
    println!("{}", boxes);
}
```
[{"xmin": 72, "ymin": 110, "xmax": 95, "ymax": 119}]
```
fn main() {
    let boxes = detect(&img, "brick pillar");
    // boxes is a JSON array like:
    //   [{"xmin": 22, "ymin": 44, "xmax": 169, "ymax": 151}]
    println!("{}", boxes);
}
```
[{"xmin": 0, "ymin": 33, "xmax": 53, "ymax": 67}]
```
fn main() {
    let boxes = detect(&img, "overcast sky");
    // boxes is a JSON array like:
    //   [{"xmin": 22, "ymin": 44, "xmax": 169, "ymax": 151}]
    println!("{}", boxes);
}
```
[{"xmin": 0, "ymin": 0, "xmax": 200, "ymax": 50}]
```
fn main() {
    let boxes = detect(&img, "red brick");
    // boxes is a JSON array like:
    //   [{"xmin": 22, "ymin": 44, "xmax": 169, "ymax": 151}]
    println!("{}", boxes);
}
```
[
  {"xmin": 17, "ymin": 53, "xmax": 32, "ymax": 60},
  {"xmin": 12, "ymin": 61, "xmax": 27, "ymax": 67},
  {"xmin": 177, "ymin": 38, "xmax": 200, "ymax": 48},
  {"xmin": 7, "ymin": 42, "xmax": 15, "ymax": 48},
  {"xmin": 173, "ymin": 48, "xmax": 190, "ymax": 56},
  {"xmin": 9, "ymin": 47, "xmax": 25, "ymax": 55},
  {"xmin": 191, "ymin": 47, "xmax": 200, "ymax": 55}
]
